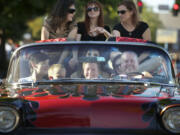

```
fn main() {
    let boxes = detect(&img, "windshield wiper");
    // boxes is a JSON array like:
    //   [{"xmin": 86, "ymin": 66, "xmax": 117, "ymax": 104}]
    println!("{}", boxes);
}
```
[{"xmin": 15, "ymin": 78, "xmax": 174, "ymax": 87}]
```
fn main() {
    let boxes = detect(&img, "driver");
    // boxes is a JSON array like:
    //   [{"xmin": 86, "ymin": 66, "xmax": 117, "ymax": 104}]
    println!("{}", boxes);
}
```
[
  {"xmin": 112, "ymin": 51, "xmax": 152, "ymax": 78},
  {"xmin": 113, "ymin": 51, "xmax": 139, "ymax": 75},
  {"xmin": 120, "ymin": 51, "xmax": 139, "ymax": 74}
]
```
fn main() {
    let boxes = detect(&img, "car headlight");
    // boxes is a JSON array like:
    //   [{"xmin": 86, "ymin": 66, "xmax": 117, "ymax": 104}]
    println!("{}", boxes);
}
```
[
  {"xmin": 0, "ymin": 106, "xmax": 20, "ymax": 133},
  {"xmin": 162, "ymin": 107, "xmax": 180, "ymax": 133}
]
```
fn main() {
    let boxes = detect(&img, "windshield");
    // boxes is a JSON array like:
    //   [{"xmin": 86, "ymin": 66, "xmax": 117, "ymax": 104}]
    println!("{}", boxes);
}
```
[{"xmin": 7, "ymin": 43, "xmax": 175, "ymax": 84}]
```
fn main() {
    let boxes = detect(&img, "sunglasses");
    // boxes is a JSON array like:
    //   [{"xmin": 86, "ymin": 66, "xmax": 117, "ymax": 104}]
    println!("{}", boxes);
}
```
[
  {"xmin": 117, "ymin": 10, "xmax": 127, "ymax": 15},
  {"xmin": 68, "ymin": 8, "xmax": 76, "ymax": 14},
  {"xmin": 87, "ymin": 7, "xmax": 99, "ymax": 12}
]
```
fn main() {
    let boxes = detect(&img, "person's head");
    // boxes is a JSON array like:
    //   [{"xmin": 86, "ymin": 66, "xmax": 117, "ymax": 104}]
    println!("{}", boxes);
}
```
[
  {"xmin": 29, "ymin": 52, "xmax": 50, "ymax": 76},
  {"xmin": 112, "ymin": 53, "xmax": 122, "ymax": 75},
  {"xmin": 85, "ymin": 0, "xmax": 104, "ymax": 32},
  {"xmin": 7, "ymin": 38, "xmax": 14, "ymax": 45},
  {"xmin": 85, "ymin": 48, "xmax": 100, "ymax": 57},
  {"xmin": 49, "ymin": 0, "xmax": 76, "ymax": 30},
  {"xmin": 48, "ymin": 64, "xmax": 66, "ymax": 80},
  {"xmin": 119, "ymin": 51, "xmax": 139, "ymax": 74},
  {"xmin": 82, "ymin": 62, "xmax": 100, "ymax": 79},
  {"xmin": 117, "ymin": 0, "xmax": 139, "ymax": 26}
]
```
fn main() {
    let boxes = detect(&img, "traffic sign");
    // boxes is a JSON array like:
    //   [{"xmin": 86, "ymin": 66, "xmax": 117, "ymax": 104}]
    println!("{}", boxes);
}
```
[{"xmin": 156, "ymin": 29, "xmax": 178, "ymax": 44}]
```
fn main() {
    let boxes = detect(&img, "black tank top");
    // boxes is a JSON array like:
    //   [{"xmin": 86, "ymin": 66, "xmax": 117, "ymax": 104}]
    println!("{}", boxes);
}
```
[
  {"xmin": 113, "ymin": 21, "xmax": 149, "ymax": 39},
  {"xmin": 77, "ymin": 22, "xmax": 111, "ymax": 41}
]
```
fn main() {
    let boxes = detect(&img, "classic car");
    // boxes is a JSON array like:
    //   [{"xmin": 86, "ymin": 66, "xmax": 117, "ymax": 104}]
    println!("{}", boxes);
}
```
[{"xmin": 0, "ymin": 38, "xmax": 180, "ymax": 135}]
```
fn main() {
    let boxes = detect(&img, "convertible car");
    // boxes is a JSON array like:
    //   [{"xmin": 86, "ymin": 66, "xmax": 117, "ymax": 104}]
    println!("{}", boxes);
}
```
[{"xmin": 0, "ymin": 38, "xmax": 180, "ymax": 135}]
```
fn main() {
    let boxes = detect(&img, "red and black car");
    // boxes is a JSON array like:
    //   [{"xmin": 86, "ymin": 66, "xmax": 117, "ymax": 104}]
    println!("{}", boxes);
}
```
[{"xmin": 0, "ymin": 38, "xmax": 180, "ymax": 135}]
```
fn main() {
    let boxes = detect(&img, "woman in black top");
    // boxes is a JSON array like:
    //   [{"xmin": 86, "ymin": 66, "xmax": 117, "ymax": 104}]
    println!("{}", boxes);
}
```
[
  {"xmin": 112, "ymin": 0, "xmax": 151, "ymax": 41},
  {"xmin": 77, "ymin": 0, "xmax": 111, "ymax": 41},
  {"xmin": 41, "ymin": 0, "xmax": 77, "ymax": 40}
]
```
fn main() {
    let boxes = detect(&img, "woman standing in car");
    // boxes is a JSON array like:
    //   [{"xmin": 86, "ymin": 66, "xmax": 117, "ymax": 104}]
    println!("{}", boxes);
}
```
[
  {"xmin": 41, "ymin": 0, "xmax": 78, "ymax": 70},
  {"xmin": 77, "ymin": 0, "xmax": 111, "ymax": 41},
  {"xmin": 41, "ymin": 0, "xmax": 77, "ymax": 40},
  {"xmin": 112, "ymin": 0, "xmax": 151, "ymax": 41}
]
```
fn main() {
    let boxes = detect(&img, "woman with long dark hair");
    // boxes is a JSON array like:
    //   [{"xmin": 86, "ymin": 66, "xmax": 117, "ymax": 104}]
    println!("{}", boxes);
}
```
[
  {"xmin": 41, "ymin": 0, "xmax": 77, "ymax": 40},
  {"xmin": 112, "ymin": 0, "xmax": 151, "ymax": 41},
  {"xmin": 77, "ymin": 0, "xmax": 111, "ymax": 41},
  {"xmin": 41, "ymin": 0, "xmax": 78, "ymax": 71}
]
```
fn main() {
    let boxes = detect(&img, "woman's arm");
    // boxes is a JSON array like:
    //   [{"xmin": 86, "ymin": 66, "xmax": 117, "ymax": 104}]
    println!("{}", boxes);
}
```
[
  {"xmin": 68, "ymin": 47, "xmax": 79, "ymax": 69},
  {"xmin": 59, "ymin": 27, "xmax": 79, "ymax": 69},
  {"xmin": 103, "ymin": 29, "xmax": 112, "ymax": 39},
  {"xmin": 68, "ymin": 27, "xmax": 78, "ymax": 40},
  {"xmin": 142, "ymin": 28, "xmax": 151, "ymax": 41},
  {"xmin": 76, "ymin": 34, "xmax": 81, "ymax": 41},
  {"xmin": 41, "ymin": 26, "xmax": 49, "ymax": 40},
  {"xmin": 90, "ymin": 27, "xmax": 112, "ymax": 39}
]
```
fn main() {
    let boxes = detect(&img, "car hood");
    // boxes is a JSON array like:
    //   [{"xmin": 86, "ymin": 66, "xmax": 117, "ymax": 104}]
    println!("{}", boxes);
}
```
[{"xmin": 16, "ymin": 84, "xmax": 163, "ymax": 129}]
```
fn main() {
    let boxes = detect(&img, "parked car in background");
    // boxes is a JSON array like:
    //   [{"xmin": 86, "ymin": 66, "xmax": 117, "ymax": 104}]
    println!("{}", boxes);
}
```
[{"xmin": 0, "ymin": 38, "xmax": 180, "ymax": 135}]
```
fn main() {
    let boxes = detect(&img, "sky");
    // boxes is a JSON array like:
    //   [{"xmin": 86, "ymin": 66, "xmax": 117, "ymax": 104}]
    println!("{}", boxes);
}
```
[{"xmin": 142, "ymin": 0, "xmax": 175, "ymax": 13}]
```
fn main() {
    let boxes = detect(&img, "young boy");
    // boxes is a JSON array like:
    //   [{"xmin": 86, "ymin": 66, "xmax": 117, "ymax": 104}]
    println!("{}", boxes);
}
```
[{"xmin": 48, "ymin": 64, "xmax": 66, "ymax": 80}]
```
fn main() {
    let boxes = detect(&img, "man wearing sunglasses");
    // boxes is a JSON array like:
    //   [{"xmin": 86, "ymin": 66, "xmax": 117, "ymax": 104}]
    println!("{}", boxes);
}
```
[{"xmin": 112, "ymin": 0, "xmax": 151, "ymax": 41}]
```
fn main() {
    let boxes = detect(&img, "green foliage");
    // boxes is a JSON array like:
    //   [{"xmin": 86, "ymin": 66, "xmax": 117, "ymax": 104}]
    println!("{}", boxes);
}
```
[
  {"xmin": 176, "ymin": 0, "xmax": 180, "ymax": 5},
  {"xmin": 141, "ymin": 5, "xmax": 163, "ymax": 42},
  {"xmin": 0, "ymin": 0, "xmax": 56, "ymax": 41},
  {"xmin": 0, "ymin": 0, "xmax": 56, "ymax": 77},
  {"xmin": 28, "ymin": 17, "xmax": 44, "ymax": 40},
  {"xmin": 103, "ymin": 4, "xmax": 120, "ymax": 29}
]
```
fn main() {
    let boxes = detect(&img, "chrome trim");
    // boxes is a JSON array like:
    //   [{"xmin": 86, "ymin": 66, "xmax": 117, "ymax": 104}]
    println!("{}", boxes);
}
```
[
  {"xmin": 160, "ymin": 104, "xmax": 180, "ymax": 116},
  {"xmin": 0, "ymin": 106, "xmax": 20, "ymax": 133}
]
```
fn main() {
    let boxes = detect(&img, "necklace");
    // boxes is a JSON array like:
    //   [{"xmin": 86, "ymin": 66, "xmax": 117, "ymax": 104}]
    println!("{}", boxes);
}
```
[{"xmin": 121, "ymin": 22, "xmax": 135, "ymax": 37}]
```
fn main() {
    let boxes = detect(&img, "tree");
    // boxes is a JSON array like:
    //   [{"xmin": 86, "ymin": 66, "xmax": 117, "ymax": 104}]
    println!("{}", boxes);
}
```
[
  {"xmin": 176, "ymin": 0, "xmax": 180, "ymax": 5},
  {"xmin": 0, "ymin": 0, "xmax": 56, "ymax": 78},
  {"xmin": 140, "ymin": 4, "xmax": 163, "ymax": 42}
]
